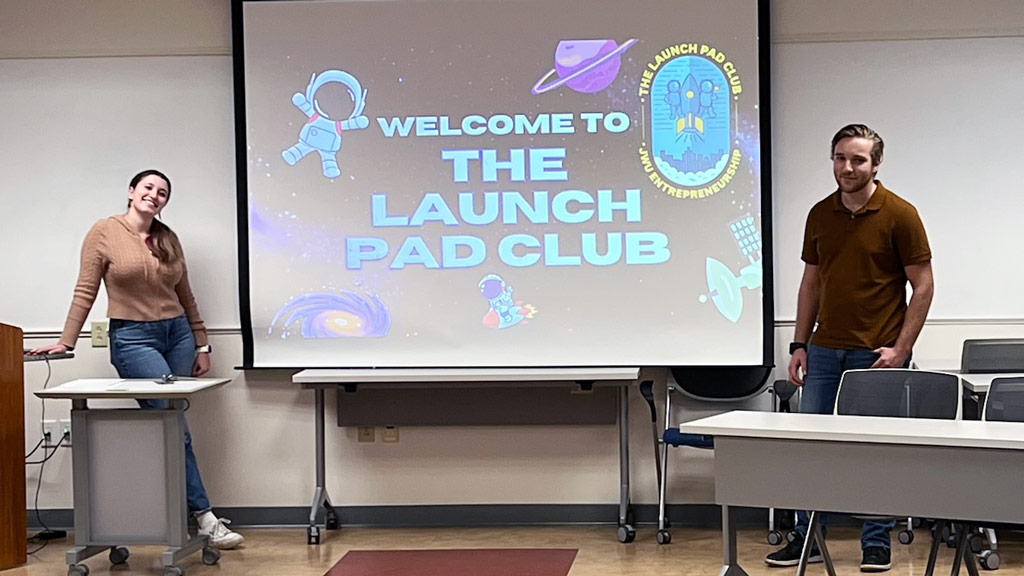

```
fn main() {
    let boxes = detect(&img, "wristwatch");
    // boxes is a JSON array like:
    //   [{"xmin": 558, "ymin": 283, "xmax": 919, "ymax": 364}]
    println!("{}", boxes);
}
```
[
  {"xmin": 788, "ymin": 341, "xmax": 807, "ymax": 355},
  {"xmin": 195, "ymin": 344, "xmax": 212, "ymax": 354}
]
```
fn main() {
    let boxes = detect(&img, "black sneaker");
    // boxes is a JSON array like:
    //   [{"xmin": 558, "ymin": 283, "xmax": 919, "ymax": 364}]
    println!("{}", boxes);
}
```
[
  {"xmin": 860, "ymin": 546, "xmax": 891, "ymax": 572},
  {"xmin": 765, "ymin": 535, "xmax": 823, "ymax": 567}
]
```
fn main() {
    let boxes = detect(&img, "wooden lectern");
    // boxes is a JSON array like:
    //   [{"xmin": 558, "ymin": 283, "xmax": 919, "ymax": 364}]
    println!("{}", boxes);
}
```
[{"xmin": 0, "ymin": 323, "xmax": 26, "ymax": 569}]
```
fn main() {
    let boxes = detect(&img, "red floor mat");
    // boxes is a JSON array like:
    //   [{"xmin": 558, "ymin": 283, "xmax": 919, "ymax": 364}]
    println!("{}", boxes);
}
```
[{"xmin": 325, "ymin": 548, "xmax": 578, "ymax": 576}]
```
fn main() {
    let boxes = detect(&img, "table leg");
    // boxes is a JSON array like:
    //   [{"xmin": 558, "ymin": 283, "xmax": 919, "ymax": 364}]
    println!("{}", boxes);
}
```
[
  {"xmin": 797, "ymin": 511, "xmax": 836, "ymax": 576},
  {"xmin": 812, "ymin": 512, "xmax": 837, "ymax": 576},
  {"xmin": 925, "ymin": 519, "xmax": 946, "ymax": 576},
  {"xmin": 719, "ymin": 505, "xmax": 751, "ymax": 576},
  {"xmin": 616, "ymin": 384, "xmax": 636, "ymax": 543},
  {"xmin": 66, "ymin": 545, "xmax": 108, "ymax": 572},
  {"xmin": 307, "ymin": 387, "xmax": 337, "ymax": 545},
  {"xmin": 163, "ymin": 534, "xmax": 216, "ymax": 569}
]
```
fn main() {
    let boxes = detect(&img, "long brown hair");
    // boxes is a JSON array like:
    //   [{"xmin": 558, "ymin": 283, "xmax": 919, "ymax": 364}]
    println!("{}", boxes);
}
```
[{"xmin": 128, "ymin": 169, "xmax": 183, "ymax": 264}]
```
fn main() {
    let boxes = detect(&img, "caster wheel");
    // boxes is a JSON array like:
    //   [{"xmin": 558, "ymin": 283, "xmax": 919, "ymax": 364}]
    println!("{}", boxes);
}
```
[
  {"xmin": 625, "ymin": 508, "xmax": 636, "ymax": 527},
  {"xmin": 325, "ymin": 512, "xmax": 339, "ymax": 530},
  {"xmin": 164, "ymin": 567, "xmax": 184, "ymax": 576},
  {"xmin": 967, "ymin": 533, "xmax": 984, "ymax": 554},
  {"xmin": 979, "ymin": 550, "xmax": 1000, "ymax": 570},
  {"xmin": 779, "ymin": 512, "xmax": 795, "ymax": 532},
  {"xmin": 108, "ymin": 546, "xmax": 130, "ymax": 565},
  {"xmin": 899, "ymin": 530, "xmax": 914, "ymax": 545},
  {"xmin": 307, "ymin": 525, "xmax": 321, "ymax": 545},
  {"xmin": 202, "ymin": 547, "xmax": 221, "ymax": 565},
  {"xmin": 657, "ymin": 530, "xmax": 672, "ymax": 545},
  {"xmin": 68, "ymin": 565, "xmax": 90, "ymax": 576},
  {"xmin": 617, "ymin": 525, "xmax": 636, "ymax": 544},
  {"xmin": 767, "ymin": 530, "xmax": 784, "ymax": 546},
  {"xmin": 940, "ymin": 525, "xmax": 955, "ymax": 548}
]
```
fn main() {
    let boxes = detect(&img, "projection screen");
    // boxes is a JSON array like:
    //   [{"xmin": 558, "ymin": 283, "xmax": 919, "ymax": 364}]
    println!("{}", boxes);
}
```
[{"xmin": 234, "ymin": 0, "xmax": 773, "ymax": 368}]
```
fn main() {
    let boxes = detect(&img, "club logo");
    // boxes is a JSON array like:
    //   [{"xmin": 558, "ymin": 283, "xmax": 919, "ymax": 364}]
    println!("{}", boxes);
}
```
[{"xmin": 638, "ymin": 43, "xmax": 743, "ymax": 199}]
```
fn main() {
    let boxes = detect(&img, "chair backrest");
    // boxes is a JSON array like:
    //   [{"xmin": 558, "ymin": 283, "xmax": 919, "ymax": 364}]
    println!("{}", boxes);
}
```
[
  {"xmin": 669, "ymin": 365, "xmax": 773, "ymax": 401},
  {"xmin": 834, "ymin": 369, "xmax": 962, "ymax": 420},
  {"xmin": 982, "ymin": 377, "xmax": 1024, "ymax": 422},
  {"xmin": 961, "ymin": 339, "xmax": 1024, "ymax": 374}
]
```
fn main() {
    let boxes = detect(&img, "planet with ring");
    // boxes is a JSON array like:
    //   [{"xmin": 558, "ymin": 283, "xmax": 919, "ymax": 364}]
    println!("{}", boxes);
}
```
[{"xmin": 532, "ymin": 38, "xmax": 638, "ymax": 95}]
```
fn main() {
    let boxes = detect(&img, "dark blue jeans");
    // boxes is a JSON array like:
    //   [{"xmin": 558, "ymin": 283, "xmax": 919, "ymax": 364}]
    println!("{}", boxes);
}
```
[
  {"xmin": 794, "ymin": 344, "xmax": 901, "ymax": 550},
  {"xmin": 109, "ymin": 315, "xmax": 212, "ymax": 515}
]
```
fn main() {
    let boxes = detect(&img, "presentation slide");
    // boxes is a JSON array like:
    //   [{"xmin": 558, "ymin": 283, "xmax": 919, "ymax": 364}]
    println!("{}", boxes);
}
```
[{"xmin": 237, "ymin": 0, "xmax": 771, "ymax": 368}]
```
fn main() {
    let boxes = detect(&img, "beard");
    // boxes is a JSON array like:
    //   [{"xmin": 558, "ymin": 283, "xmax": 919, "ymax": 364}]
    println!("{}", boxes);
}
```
[{"xmin": 835, "ymin": 173, "xmax": 873, "ymax": 194}]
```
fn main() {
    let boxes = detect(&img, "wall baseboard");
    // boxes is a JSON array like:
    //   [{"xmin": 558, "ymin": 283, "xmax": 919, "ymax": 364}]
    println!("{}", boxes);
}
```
[{"xmin": 28, "ymin": 504, "xmax": 792, "ymax": 530}]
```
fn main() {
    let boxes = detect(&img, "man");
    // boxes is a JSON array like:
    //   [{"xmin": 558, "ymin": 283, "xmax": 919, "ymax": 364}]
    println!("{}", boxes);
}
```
[{"xmin": 765, "ymin": 124, "xmax": 934, "ymax": 572}]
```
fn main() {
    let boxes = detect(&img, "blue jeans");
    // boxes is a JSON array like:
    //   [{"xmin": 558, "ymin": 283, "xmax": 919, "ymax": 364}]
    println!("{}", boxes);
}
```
[
  {"xmin": 109, "ymin": 316, "xmax": 212, "ymax": 516},
  {"xmin": 794, "ymin": 344, "xmax": 904, "ymax": 550}
]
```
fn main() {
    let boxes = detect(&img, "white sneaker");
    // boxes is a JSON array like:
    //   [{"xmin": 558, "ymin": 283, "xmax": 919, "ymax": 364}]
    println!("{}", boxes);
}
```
[{"xmin": 198, "ymin": 517, "xmax": 244, "ymax": 549}]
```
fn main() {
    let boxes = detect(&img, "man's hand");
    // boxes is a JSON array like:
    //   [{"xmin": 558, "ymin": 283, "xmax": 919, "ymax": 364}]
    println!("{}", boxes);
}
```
[
  {"xmin": 788, "ymin": 348, "xmax": 808, "ymax": 386},
  {"xmin": 871, "ymin": 346, "xmax": 908, "ymax": 368}
]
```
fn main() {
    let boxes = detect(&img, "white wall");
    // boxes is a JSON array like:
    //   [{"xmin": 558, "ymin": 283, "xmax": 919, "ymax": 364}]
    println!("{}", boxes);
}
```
[{"xmin": 8, "ymin": 0, "xmax": 1024, "ymax": 512}]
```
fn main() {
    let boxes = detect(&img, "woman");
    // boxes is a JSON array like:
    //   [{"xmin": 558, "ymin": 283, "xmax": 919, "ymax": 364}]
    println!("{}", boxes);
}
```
[{"xmin": 32, "ymin": 169, "xmax": 243, "ymax": 549}]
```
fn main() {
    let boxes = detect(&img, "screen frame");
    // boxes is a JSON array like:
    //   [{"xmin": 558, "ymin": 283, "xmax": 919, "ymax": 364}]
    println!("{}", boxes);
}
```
[{"xmin": 231, "ymin": 0, "xmax": 775, "ymax": 380}]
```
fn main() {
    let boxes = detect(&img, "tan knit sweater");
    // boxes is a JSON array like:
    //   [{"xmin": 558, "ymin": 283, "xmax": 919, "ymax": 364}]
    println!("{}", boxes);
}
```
[{"xmin": 59, "ymin": 215, "xmax": 209, "ymax": 348}]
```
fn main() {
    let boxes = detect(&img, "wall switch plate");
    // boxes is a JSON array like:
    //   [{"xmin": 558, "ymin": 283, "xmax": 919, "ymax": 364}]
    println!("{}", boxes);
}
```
[
  {"xmin": 357, "ymin": 426, "xmax": 375, "ymax": 442},
  {"xmin": 58, "ymin": 418, "xmax": 72, "ymax": 446},
  {"xmin": 90, "ymin": 320, "xmax": 109, "ymax": 348},
  {"xmin": 381, "ymin": 426, "xmax": 400, "ymax": 443}
]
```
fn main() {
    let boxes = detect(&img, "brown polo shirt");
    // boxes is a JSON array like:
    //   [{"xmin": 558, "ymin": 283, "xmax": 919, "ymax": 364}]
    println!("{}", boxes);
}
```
[{"xmin": 802, "ymin": 181, "xmax": 931, "ymax": 350}]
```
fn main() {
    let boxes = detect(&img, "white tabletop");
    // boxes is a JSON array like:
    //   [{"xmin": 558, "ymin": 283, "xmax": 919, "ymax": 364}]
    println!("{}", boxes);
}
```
[
  {"xmin": 293, "ymin": 367, "xmax": 641, "ymax": 384},
  {"xmin": 680, "ymin": 410, "xmax": 1024, "ymax": 451},
  {"xmin": 912, "ymin": 359, "xmax": 1024, "ymax": 393},
  {"xmin": 35, "ymin": 377, "xmax": 231, "ymax": 399}
]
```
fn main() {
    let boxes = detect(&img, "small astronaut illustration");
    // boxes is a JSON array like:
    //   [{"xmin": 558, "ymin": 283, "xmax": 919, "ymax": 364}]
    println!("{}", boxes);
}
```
[
  {"xmin": 478, "ymin": 274, "xmax": 536, "ymax": 330},
  {"xmin": 697, "ymin": 79, "xmax": 718, "ymax": 117},
  {"xmin": 664, "ymin": 79, "xmax": 683, "ymax": 119},
  {"xmin": 282, "ymin": 69, "xmax": 369, "ymax": 179}
]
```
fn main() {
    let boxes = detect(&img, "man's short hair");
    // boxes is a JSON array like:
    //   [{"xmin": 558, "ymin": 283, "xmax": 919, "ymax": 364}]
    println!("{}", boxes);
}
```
[{"xmin": 831, "ymin": 124, "xmax": 884, "ymax": 166}]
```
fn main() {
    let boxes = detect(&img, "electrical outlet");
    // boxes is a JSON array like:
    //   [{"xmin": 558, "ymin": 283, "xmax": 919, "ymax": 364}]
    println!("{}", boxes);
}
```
[
  {"xmin": 41, "ymin": 420, "xmax": 59, "ymax": 446},
  {"xmin": 357, "ymin": 426, "xmax": 375, "ymax": 442},
  {"xmin": 381, "ymin": 426, "xmax": 400, "ymax": 443},
  {"xmin": 58, "ymin": 419, "xmax": 72, "ymax": 446},
  {"xmin": 90, "ymin": 320, "xmax": 109, "ymax": 348}
]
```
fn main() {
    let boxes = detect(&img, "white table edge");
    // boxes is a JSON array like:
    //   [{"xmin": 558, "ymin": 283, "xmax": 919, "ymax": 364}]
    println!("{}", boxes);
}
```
[{"xmin": 292, "ymin": 367, "xmax": 641, "ymax": 384}]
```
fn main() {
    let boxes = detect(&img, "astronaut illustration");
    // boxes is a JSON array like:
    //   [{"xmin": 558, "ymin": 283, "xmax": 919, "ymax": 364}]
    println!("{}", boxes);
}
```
[
  {"xmin": 478, "ymin": 274, "xmax": 535, "ymax": 330},
  {"xmin": 664, "ymin": 79, "xmax": 683, "ymax": 119},
  {"xmin": 282, "ymin": 69, "xmax": 369, "ymax": 179},
  {"xmin": 697, "ymin": 79, "xmax": 718, "ymax": 118}
]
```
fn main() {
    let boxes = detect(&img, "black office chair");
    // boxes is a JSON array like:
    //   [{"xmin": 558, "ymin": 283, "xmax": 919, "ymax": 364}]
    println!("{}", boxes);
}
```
[
  {"xmin": 982, "ymin": 376, "xmax": 1024, "ymax": 422},
  {"xmin": 961, "ymin": 339, "xmax": 1024, "ymax": 374},
  {"xmin": 766, "ymin": 379, "xmax": 799, "ymax": 546},
  {"xmin": 804, "ymin": 369, "xmax": 963, "ymax": 576},
  {"xmin": 647, "ymin": 368, "xmax": 771, "ymax": 545},
  {"xmin": 948, "ymin": 376, "xmax": 1024, "ymax": 573},
  {"xmin": 652, "ymin": 379, "xmax": 715, "ymax": 545},
  {"xmin": 834, "ymin": 368, "xmax": 962, "ymax": 419},
  {"xmin": 955, "ymin": 339, "xmax": 1024, "ymax": 565}
]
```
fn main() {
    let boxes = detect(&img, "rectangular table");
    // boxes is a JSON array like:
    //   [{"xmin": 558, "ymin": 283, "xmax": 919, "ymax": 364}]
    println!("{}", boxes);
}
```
[
  {"xmin": 913, "ymin": 360, "xmax": 1024, "ymax": 420},
  {"xmin": 680, "ymin": 410, "xmax": 1024, "ymax": 576},
  {"xmin": 912, "ymin": 360, "xmax": 1024, "ymax": 395},
  {"xmin": 37, "ymin": 377, "xmax": 229, "ymax": 575},
  {"xmin": 292, "ymin": 367, "xmax": 642, "ymax": 544}
]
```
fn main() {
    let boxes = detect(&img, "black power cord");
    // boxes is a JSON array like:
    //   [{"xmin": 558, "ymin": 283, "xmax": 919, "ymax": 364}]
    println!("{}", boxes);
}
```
[
  {"xmin": 25, "ymin": 357, "xmax": 68, "ymax": 551},
  {"xmin": 26, "ymin": 431, "xmax": 69, "ymax": 550}
]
